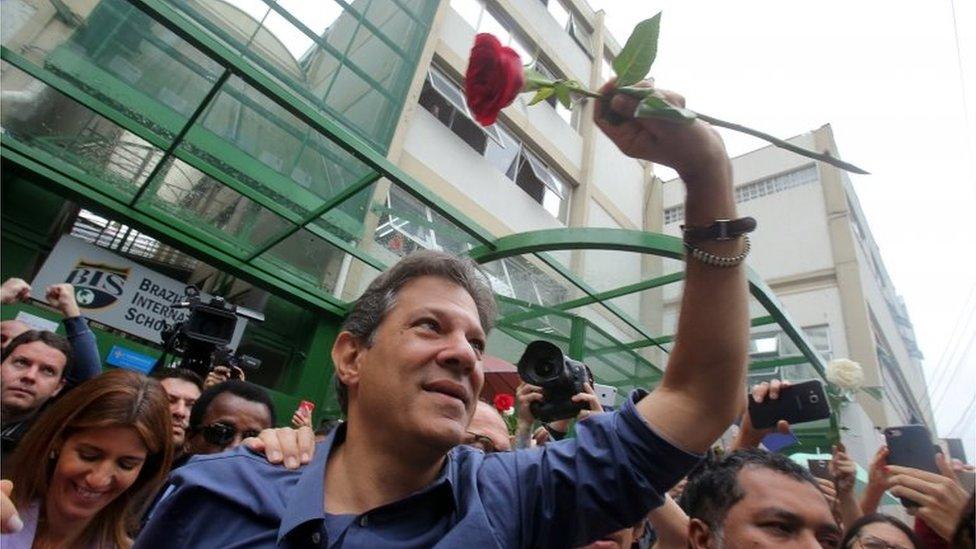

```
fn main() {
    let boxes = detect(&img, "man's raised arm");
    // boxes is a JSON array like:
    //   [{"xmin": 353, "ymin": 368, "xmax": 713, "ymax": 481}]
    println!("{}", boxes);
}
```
[{"xmin": 595, "ymin": 82, "xmax": 749, "ymax": 453}]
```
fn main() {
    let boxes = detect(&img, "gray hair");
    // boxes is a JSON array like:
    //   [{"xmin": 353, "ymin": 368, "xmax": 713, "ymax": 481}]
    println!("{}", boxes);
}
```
[{"xmin": 333, "ymin": 250, "xmax": 497, "ymax": 414}]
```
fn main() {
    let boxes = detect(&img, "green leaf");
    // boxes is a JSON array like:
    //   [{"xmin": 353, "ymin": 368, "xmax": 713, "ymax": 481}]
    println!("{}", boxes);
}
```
[
  {"xmin": 554, "ymin": 83, "xmax": 572, "ymax": 109},
  {"xmin": 522, "ymin": 68, "xmax": 555, "ymax": 93},
  {"xmin": 634, "ymin": 93, "xmax": 696, "ymax": 123},
  {"xmin": 528, "ymin": 87, "xmax": 555, "ymax": 106},
  {"xmin": 612, "ymin": 13, "xmax": 661, "ymax": 87}
]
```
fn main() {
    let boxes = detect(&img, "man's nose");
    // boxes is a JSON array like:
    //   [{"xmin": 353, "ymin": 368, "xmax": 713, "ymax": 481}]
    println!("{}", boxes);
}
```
[
  {"xmin": 173, "ymin": 402, "xmax": 188, "ymax": 419},
  {"xmin": 438, "ymin": 331, "xmax": 478, "ymax": 372},
  {"xmin": 19, "ymin": 366, "xmax": 38, "ymax": 384}
]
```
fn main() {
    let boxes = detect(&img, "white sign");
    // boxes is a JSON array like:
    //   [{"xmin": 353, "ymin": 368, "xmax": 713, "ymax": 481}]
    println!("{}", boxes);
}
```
[{"xmin": 32, "ymin": 236, "xmax": 246, "ymax": 346}]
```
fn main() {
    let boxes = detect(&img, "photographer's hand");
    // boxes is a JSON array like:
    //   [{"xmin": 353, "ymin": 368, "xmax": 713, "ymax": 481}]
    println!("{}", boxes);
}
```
[
  {"xmin": 204, "ymin": 366, "xmax": 232, "ymax": 388},
  {"xmin": 244, "ymin": 426, "xmax": 316, "ymax": 470},
  {"xmin": 514, "ymin": 383, "xmax": 543, "ymax": 449},
  {"xmin": 549, "ymin": 383, "xmax": 604, "ymax": 432}
]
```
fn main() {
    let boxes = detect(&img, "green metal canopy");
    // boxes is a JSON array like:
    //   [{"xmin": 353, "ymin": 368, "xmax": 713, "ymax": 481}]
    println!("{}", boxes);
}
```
[{"xmin": 0, "ymin": 0, "xmax": 836, "ymax": 451}]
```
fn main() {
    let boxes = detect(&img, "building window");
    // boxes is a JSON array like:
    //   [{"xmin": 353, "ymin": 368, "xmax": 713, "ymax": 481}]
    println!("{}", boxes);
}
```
[
  {"xmin": 450, "ymin": 0, "xmax": 576, "ymax": 129},
  {"xmin": 419, "ymin": 67, "xmax": 571, "ymax": 222},
  {"xmin": 539, "ymin": 0, "xmax": 593, "ymax": 57},
  {"xmin": 663, "ymin": 164, "xmax": 818, "ymax": 225}
]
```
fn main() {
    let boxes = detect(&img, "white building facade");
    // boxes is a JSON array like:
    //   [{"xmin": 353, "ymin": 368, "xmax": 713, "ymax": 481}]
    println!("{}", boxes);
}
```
[{"xmin": 662, "ymin": 125, "xmax": 934, "ymax": 465}]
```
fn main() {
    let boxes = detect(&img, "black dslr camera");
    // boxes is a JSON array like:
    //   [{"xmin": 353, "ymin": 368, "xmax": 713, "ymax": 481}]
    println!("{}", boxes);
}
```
[
  {"xmin": 152, "ymin": 287, "xmax": 264, "ymax": 379},
  {"xmin": 517, "ymin": 340, "xmax": 589, "ymax": 422}
]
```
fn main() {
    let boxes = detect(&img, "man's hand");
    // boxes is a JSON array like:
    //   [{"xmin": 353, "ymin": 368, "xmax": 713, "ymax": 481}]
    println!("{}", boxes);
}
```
[
  {"xmin": 815, "ymin": 477, "xmax": 838, "ymax": 508},
  {"xmin": 1, "ymin": 278, "xmax": 31, "ymax": 305},
  {"xmin": 1, "ymin": 480, "xmax": 22, "ymax": 534},
  {"xmin": 243, "ymin": 426, "xmax": 316, "ymax": 470},
  {"xmin": 548, "ymin": 383, "xmax": 605, "ymax": 432},
  {"xmin": 515, "ymin": 382, "xmax": 543, "ymax": 430},
  {"xmin": 593, "ymin": 80, "xmax": 728, "ymax": 182},
  {"xmin": 45, "ymin": 283, "xmax": 81, "ymax": 318},
  {"xmin": 732, "ymin": 380, "xmax": 791, "ymax": 450},
  {"xmin": 204, "ymin": 365, "xmax": 245, "ymax": 388},
  {"xmin": 887, "ymin": 454, "xmax": 969, "ymax": 540}
]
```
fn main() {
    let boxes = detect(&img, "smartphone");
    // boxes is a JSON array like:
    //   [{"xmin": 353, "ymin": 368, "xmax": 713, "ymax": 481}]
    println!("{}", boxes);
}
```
[
  {"xmin": 593, "ymin": 383, "xmax": 617, "ymax": 408},
  {"xmin": 807, "ymin": 458, "xmax": 833, "ymax": 481},
  {"xmin": 747, "ymin": 379, "xmax": 831, "ymax": 429},
  {"xmin": 885, "ymin": 425, "xmax": 938, "ymax": 507}
]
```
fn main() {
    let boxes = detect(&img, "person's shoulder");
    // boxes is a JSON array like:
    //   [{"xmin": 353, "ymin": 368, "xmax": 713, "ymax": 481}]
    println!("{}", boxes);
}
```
[{"xmin": 169, "ymin": 446, "xmax": 302, "ymax": 510}]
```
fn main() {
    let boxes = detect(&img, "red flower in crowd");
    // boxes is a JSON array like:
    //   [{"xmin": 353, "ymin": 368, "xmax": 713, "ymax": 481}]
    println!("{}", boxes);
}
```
[
  {"xmin": 493, "ymin": 393, "xmax": 515, "ymax": 413},
  {"xmin": 465, "ymin": 33, "xmax": 524, "ymax": 126}
]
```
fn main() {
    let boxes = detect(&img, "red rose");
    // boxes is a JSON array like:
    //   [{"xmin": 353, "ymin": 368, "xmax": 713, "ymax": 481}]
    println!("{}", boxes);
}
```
[
  {"xmin": 465, "ymin": 33, "xmax": 525, "ymax": 126},
  {"xmin": 493, "ymin": 393, "xmax": 515, "ymax": 413}
]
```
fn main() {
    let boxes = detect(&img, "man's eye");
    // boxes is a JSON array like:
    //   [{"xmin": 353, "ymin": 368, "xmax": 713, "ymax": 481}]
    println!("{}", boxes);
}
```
[
  {"xmin": 761, "ymin": 523, "xmax": 793, "ymax": 535},
  {"xmin": 470, "ymin": 340, "xmax": 486, "ymax": 353},
  {"xmin": 42, "ymin": 367, "xmax": 57, "ymax": 377},
  {"xmin": 417, "ymin": 319, "xmax": 440, "ymax": 331}
]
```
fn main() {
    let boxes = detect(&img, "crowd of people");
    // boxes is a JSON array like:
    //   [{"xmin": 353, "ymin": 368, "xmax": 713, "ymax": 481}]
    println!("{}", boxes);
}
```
[{"xmin": 0, "ymin": 80, "xmax": 973, "ymax": 548}]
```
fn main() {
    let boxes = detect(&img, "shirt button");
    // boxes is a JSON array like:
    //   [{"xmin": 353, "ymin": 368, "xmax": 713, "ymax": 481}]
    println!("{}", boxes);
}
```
[
  {"xmin": 311, "ymin": 532, "xmax": 321, "ymax": 544},
  {"xmin": 359, "ymin": 515, "xmax": 368, "ymax": 527}
]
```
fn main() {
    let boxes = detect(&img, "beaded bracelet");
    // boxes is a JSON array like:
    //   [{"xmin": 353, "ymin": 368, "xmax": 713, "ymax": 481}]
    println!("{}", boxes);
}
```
[{"xmin": 683, "ymin": 236, "xmax": 751, "ymax": 268}]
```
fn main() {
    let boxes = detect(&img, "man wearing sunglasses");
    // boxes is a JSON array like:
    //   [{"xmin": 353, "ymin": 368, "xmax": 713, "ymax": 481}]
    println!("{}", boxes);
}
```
[{"xmin": 182, "ymin": 379, "xmax": 276, "ymax": 463}]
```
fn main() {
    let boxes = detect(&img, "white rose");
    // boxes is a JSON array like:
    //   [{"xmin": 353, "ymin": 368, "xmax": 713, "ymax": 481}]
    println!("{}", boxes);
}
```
[
  {"xmin": 826, "ymin": 358, "xmax": 864, "ymax": 390},
  {"xmin": 502, "ymin": 407, "xmax": 515, "ymax": 417}
]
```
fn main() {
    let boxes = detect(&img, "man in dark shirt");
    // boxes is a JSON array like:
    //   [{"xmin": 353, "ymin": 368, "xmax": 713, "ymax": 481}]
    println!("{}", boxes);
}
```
[
  {"xmin": 137, "ymin": 82, "xmax": 750, "ymax": 548},
  {"xmin": 0, "ymin": 330, "xmax": 73, "ymax": 465}
]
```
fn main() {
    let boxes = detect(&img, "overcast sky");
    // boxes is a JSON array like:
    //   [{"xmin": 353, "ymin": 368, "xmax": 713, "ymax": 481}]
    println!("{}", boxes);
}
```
[{"xmin": 587, "ymin": 0, "xmax": 975, "ymax": 456}]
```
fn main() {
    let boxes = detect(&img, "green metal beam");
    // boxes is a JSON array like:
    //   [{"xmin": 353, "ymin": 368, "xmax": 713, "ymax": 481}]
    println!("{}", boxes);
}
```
[
  {"xmin": 127, "ymin": 0, "xmax": 498, "ymax": 250},
  {"xmin": 128, "ymin": 69, "xmax": 232, "ymax": 206}
]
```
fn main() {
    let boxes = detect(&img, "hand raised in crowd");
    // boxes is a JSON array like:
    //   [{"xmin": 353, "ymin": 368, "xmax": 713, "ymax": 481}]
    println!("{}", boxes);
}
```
[
  {"xmin": 204, "ymin": 365, "xmax": 245, "ymax": 388},
  {"xmin": 886, "ymin": 453, "xmax": 969, "ymax": 540},
  {"xmin": 859, "ymin": 445, "xmax": 890, "ymax": 515},
  {"xmin": 515, "ymin": 382, "xmax": 543, "ymax": 432},
  {"xmin": 732, "ymin": 380, "xmax": 791, "ymax": 450},
  {"xmin": 1, "ymin": 480, "xmax": 23, "ymax": 534},
  {"xmin": 593, "ymin": 80, "xmax": 728, "ymax": 182},
  {"xmin": 1, "ymin": 278, "xmax": 31, "ymax": 305},
  {"xmin": 243, "ymin": 426, "xmax": 316, "ymax": 470},
  {"xmin": 831, "ymin": 442, "xmax": 863, "ymax": 528},
  {"xmin": 45, "ymin": 283, "xmax": 80, "ymax": 318},
  {"xmin": 291, "ymin": 407, "xmax": 312, "ymax": 429}
]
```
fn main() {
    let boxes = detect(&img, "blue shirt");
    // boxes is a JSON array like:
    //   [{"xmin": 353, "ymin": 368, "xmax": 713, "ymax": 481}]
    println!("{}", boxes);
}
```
[{"xmin": 135, "ymin": 391, "xmax": 700, "ymax": 548}]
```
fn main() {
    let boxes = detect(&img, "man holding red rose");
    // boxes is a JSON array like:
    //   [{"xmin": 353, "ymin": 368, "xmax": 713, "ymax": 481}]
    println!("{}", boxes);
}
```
[{"xmin": 137, "ymin": 80, "xmax": 747, "ymax": 548}]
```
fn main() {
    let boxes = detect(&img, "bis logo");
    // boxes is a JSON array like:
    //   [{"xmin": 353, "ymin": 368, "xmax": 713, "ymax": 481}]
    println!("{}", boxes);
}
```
[{"xmin": 64, "ymin": 260, "xmax": 130, "ymax": 310}]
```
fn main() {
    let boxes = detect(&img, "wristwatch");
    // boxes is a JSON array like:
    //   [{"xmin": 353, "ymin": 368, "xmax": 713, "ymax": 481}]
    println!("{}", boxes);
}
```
[{"xmin": 681, "ymin": 216, "xmax": 757, "ymax": 242}]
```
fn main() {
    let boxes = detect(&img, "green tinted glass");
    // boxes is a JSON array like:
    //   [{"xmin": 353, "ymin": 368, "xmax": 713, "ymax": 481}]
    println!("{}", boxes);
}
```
[
  {"xmin": 0, "ymin": 62, "xmax": 162, "ymax": 198},
  {"xmin": 139, "ymin": 158, "xmax": 293, "ymax": 257}
]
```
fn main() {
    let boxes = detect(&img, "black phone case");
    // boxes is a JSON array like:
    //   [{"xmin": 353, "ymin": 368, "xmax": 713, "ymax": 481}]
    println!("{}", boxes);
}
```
[
  {"xmin": 885, "ymin": 425, "xmax": 938, "ymax": 507},
  {"xmin": 747, "ymin": 380, "xmax": 831, "ymax": 429}
]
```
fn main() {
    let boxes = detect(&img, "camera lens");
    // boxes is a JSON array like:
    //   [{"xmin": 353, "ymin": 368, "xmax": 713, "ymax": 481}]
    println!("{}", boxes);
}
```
[{"xmin": 535, "ymin": 360, "xmax": 557, "ymax": 378}]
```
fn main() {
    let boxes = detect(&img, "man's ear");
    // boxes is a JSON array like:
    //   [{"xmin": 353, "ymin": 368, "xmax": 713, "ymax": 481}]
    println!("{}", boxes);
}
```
[
  {"xmin": 51, "ymin": 376, "xmax": 66, "ymax": 399},
  {"xmin": 332, "ymin": 331, "xmax": 366, "ymax": 389},
  {"xmin": 687, "ymin": 518, "xmax": 715, "ymax": 549}
]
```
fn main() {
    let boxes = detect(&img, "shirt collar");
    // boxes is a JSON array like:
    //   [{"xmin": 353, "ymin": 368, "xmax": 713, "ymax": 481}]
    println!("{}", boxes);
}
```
[{"xmin": 276, "ymin": 423, "xmax": 463, "ymax": 543}]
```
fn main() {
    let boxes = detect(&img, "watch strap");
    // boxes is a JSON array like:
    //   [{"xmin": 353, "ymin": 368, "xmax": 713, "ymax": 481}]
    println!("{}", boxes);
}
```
[{"xmin": 681, "ymin": 216, "xmax": 757, "ymax": 242}]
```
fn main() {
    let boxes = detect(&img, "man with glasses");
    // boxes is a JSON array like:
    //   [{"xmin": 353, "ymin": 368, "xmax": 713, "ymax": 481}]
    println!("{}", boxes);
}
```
[
  {"xmin": 182, "ymin": 379, "xmax": 275, "ymax": 465},
  {"xmin": 463, "ymin": 400, "xmax": 512, "ymax": 453}
]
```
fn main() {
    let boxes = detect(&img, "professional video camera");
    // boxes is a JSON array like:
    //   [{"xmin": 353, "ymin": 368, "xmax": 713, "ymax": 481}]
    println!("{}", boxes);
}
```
[
  {"xmin": 151, "ymin": 287, "xmax": 265, "ymax": 379},
  {"xmin": 516, "ymin": 340, "xmax": 589, "ymax": 422}
]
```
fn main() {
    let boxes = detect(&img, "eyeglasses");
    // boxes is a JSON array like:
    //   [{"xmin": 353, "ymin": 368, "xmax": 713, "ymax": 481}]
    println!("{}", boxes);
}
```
[
  {"xmin": 200, "ymin": 422, "xmax": 261, "ymax": 447},
  {"xmin": 851, "ymin": 534, "xmax": 912, "ymax": 549},
  {"xmin": 465, "ymin": 431, "xmax": 498, "ymax": 454}
]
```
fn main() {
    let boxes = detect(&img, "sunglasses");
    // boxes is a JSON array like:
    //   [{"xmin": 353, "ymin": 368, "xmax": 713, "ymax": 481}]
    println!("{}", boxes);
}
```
[{"xmin": 201, "ymin": 422, "xmax": 261, "ymax": 447}]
